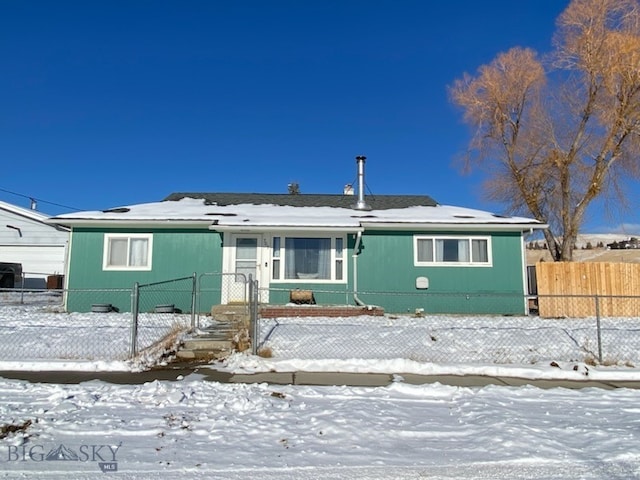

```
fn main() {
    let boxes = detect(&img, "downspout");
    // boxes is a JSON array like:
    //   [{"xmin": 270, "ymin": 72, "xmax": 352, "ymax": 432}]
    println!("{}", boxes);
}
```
[
  {"xmin": 352, "ymin": 231, "xmax": 366, "ymax": 306},
  {"xmin": 352, "ymin": 154, "xmax": 370, "ymax": 306},
  {"xmin": 523, "ymin": 227, "xmax": 534, "ymax": 315}
]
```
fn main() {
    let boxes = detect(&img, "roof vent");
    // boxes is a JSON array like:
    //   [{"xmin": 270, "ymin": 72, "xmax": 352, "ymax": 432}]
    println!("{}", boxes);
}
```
[
  {"xmin": 287, "ymin": 183, "xmax": 300, "ymax": 195},
  {"xmin": 102, "ymin": 207, "xmax": 130, "ymax": 213},
  {"xmin": 352, "ymin": 155, "xmax": 371, "ymax": 211}
]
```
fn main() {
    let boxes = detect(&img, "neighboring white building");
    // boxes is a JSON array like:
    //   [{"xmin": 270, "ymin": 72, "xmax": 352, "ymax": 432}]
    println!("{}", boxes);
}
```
[{"xmin": 0, "ymin": 201, "xmax": 69, "ymax": 288}]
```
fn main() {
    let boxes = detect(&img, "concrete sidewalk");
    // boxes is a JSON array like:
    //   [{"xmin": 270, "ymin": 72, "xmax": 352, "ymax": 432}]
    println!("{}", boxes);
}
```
[{"xmin": 2, "ymin": 364, "xmax": 640, "ymax": 390}]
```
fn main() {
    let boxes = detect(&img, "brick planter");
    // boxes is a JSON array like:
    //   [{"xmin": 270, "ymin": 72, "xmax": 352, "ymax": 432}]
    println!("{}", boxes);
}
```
[{"xmin": 259, "ymin": 305, "xmax": 384, "ymax": 318}]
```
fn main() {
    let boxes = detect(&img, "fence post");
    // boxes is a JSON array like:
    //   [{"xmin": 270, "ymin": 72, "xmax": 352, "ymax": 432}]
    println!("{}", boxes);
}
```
[
  {"xmin": 595, "ymin": 294, "xmax": 603, "ymax": 363},
  {"xmin": 190, "ymin": 272, "xmax": 197, "ymax": 329},
  {"xmin": 130, "ymin": 282, "xmax": 140, "ymax": 359},
  {"xmin": 19, "ymin": 272, "xmax": 25, "ymax": 305},
  {"xmin": 248, "ymin": 275, "xmax": 258, "ymax": 355}
]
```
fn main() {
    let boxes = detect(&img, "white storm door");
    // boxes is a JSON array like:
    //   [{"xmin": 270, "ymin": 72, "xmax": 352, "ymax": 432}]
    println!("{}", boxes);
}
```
[{"xmin": 223, "ymin": 234, "xmax": 269, "ymax": 304}]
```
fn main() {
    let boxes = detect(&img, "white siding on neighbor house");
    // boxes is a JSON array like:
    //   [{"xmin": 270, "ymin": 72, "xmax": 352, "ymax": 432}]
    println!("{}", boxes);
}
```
[
  {"xmin": 0, "ymin": 203, "xmax": 69, "ymax": 286},
  {"xmin": 0, "ymin": 208, "xmax": 67, "ymax": 246},
  {"xmin": 0, "ymin": 245, "xmax": 66, "ymax": 276}
]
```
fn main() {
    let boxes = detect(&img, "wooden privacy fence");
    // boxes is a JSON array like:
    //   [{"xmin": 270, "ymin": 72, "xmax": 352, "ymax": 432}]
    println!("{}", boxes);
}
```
[{"xmin": 535, "ymin": 262, "xmax": 640, "ymax": 318}]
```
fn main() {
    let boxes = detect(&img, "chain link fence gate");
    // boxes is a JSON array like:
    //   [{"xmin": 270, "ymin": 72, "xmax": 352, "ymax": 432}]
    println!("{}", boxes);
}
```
[
  {"xmin": 195, "ymin": 272, "xmax": 260, "ymax": 355},
  {"xmin": 130, "ymin": 274, "xmax": 197, "ymax": 358},
  {"xmin": 248, "ymin": 275, "xmax": 259, "ymax": 355},
  {"xmin": 196, "ymin": 272, "xmax": 255, "ymax": 327}
]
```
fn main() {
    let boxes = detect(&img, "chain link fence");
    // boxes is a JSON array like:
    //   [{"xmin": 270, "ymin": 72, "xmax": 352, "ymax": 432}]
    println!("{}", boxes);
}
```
[
  {"xmin": 0, "ymin": 275, "xmax": 197, "ymax": 363},
  {"xmin": 1, "ymin": 281, "xmax": 639, "ymax": 367},
  {"xmin": 0, "ymin": 272, "xmax": 255, "ymax": 364},
  {"xmin": 0, "ymin": 291, "xmax": 136, "ymax": 361},
  {"xmin": 257, "ymin": 289, "xmax": 640, "ymax": 366},
  {"xmin": 0, "ymin": 288, "xmax": 64, "ymax": 308},
  {"xmin": 130, "ymin": 275, "xmax": 197, "ymax": 358},
  {"xmin": 196, "ymin": 273, "xmax": 250, "ymax": 327},
  {"xmin": 0, "ymin": 269, "xmax": 65, "ymax": 307},
  {"xmin": 0, "ymin": 268, "xmax": 65, "ymax": 291}
]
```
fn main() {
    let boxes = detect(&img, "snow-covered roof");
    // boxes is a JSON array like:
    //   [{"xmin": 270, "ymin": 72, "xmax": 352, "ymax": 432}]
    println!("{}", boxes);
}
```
[
  {"xmin": 0, "ymin": 200, "xmax": 69, "ymax": 232},
  {"xmin": 163, "ymin": 192, "xmax": 439, "ymax": 209},
  {"xmin": 0, "ymin": 200, "xmax": 50, "ymax": 223},
  {"xmin": 49, "ymin": 197, "xmax": 545, "ymax": 232}
]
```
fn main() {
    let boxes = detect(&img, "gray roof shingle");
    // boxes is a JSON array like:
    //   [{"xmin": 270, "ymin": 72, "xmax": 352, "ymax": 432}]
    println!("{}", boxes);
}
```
[{"xmin": 164, "ymin": 192, "xmax": 438, "ymax": 210}]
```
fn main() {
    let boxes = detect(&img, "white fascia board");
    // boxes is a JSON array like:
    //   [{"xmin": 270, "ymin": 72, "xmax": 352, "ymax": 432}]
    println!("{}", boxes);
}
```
[
  {"xmin": 1, "ymin": 205, "xmax": 70, "ymax": 232},
  {"xmin": 0, "ymin": 201, "xmax": 48, "ymax": 222},
  {"xmin": 211, "ymin": 225, "xmax": 364, "ymax": 233},
  {"xmin": 359, "ymin": 222, "xmax": 548, "ymax": 232}
]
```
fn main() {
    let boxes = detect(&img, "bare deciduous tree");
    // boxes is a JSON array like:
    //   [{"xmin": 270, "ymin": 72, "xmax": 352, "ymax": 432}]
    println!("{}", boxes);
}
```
[{"xmin": 449, "ymin": 0, "xmax": 640, "ymax": 261}]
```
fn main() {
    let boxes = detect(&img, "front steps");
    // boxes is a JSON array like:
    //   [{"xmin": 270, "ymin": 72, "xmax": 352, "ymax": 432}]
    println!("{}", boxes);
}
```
[
  {"xmin": 174, "ymin": 305, "xmax": 250, "ymax": 362},
  {"xmin": 210, "ymin": 304, "xmax": 250, "ymax": 327},
  {"xmin": 175, "ymin": 327, "xmax": 234, "ymax": 362}
]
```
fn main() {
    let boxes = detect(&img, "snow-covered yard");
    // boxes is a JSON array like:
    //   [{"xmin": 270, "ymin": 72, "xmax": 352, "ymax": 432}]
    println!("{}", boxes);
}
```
[
  {"xmin": 1, "ymin": 374, "xmax": 640, "ymax": 479},
  {"xmin": 254, "ymin": 314, "xmax": 640, "ymax": 365},
  {"xmin": 2, "ymin": 298, "xmax": 640, "ymax": 377},
  {"xmin": 3, "ymin": 300, "xmax": 640, "ymax": 478},
  {"xmin": 0, "ymin": 296, "xmax": 191, "ymax": 371}
]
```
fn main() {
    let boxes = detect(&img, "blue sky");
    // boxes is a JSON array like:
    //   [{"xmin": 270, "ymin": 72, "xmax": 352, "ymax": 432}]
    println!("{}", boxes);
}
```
[{"xmin": 1, "ymin": 1, "xmax": 637, "ymax": 233}]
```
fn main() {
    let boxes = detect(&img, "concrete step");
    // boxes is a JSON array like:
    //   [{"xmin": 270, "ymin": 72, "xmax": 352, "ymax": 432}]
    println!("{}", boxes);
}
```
[
  {"xmin": 173, "ymin": 312, "xmax": 246, "ymax": 364},
  {"xmin": 175, "ymin": 338, "xmax": 233, "ymax": 362},
  {"xmin": 210, "ymin": 304, "xmax": 250, "ymax": 326},
  {"xmin": 181, "ymin": 338, "xmax": 232, "ymax": 351},
  {"xmin": 175, "ymin": 348, "xmax": 231, "ymax": 361},
  {"xmin": 196, "ymin": 325, "xmax": 234, "ymax": 336},
  {"xmin": 196, "ymin": 333, "xmax": 232, "ymax": 341},
  {"xmin": 174, "ymin": 328, "xmax": 235, "ymax": 363}
]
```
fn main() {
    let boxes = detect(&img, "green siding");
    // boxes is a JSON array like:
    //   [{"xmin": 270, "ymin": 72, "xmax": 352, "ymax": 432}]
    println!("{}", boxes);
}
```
[
  {"xmin": 354, "ymin": 231, "xmax": 526, "ymax": 314},
  {"xmin": 67, "ymin": 228, "xmax": 223, "ymax": 312},
  {"xmin": 65, "ymin": 226, "xmax": 528, "ymax": 315},
  {"xmin": 265, "ymin": 230, "xmax": 527, "ymax": 314}
]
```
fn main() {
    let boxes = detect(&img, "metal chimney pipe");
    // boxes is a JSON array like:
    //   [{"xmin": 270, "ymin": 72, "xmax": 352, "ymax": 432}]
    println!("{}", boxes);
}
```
[{"xmin": 353, "ymin": 155, "xmax": 371, "ymax": 211}]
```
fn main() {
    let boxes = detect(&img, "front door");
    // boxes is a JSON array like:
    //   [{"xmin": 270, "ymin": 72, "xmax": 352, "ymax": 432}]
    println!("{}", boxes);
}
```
[{"xmin": 222, "ymin": 234, "xmax": 269, "ymax": 304}]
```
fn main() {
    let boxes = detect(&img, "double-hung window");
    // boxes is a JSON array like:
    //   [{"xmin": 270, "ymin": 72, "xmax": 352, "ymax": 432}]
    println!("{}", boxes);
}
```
[
  {"xmin": 414, "ymin": 235, "xmax": 491, "ymax": 266},
  {"xmin": 103, "ymin": 233, "xmax": 153, "ymax": 270},
  {"xmin": 271, "ymin": 235, "xmax": 346, "ymax": 282}
]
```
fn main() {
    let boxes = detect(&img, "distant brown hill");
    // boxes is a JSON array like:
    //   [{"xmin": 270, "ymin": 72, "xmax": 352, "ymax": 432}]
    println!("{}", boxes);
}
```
[
  {"xmin": 527, "ymin": 247, "xmax": 640, "ymax": 265},
  {"xmin": 526, "ymin": 233, "xmax": 640, "ymax": 264}
]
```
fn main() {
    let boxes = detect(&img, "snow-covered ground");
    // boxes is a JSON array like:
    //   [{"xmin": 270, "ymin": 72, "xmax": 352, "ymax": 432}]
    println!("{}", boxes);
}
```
[
  {"xmin": 2, "ymin": 374, "xmax": 640, "ymax": 479},
  {"xmin": 230, "ymin": 314, "xmax": 640, "ymax": 379},
  {"xmin": 0, "ymin": 295, "xmax": 191, "ymax": 372},
  {"xmin": 2, "ymin": 299, "xmax": 640, "ymax": 382},
  {"xmin": 3, "ymin": 301, "xmax": 640, "ymax": 478}
]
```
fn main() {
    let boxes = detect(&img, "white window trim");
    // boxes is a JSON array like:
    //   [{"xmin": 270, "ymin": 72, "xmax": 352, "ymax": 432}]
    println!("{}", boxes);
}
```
[
  {"xmin": 413, "ymin": 235, "xmax": 492, "ymax": 267},
  {"xmin": 270, "ymin": 234, "xmax": 347, "ymax": 283},
  {"xmin": 103, "ymin": 233, "xmax": 153, "ymax": 271}
]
